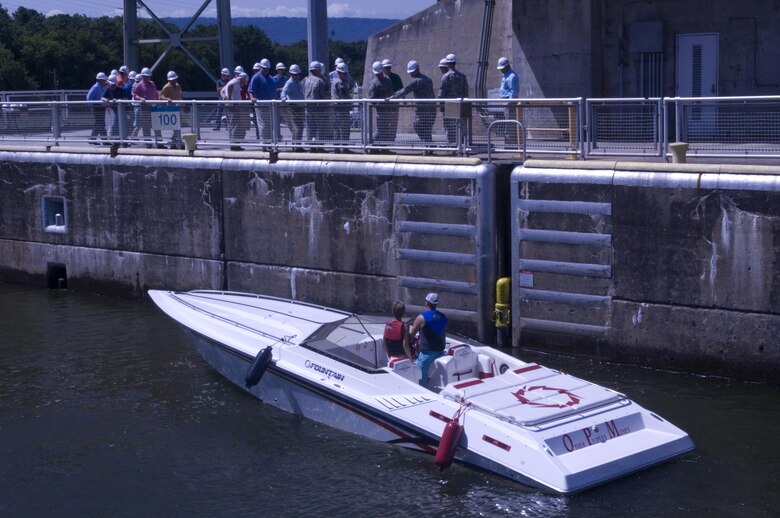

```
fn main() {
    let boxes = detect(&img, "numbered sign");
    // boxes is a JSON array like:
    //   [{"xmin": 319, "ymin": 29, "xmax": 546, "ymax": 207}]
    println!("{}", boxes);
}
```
[{"xmin": 151, "ymin": 105, "xmax": 181, "ymax": 132}]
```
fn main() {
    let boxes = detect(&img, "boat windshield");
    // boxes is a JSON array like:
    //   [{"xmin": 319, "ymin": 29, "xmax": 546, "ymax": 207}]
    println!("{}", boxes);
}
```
[{"xmin": 301, "ymin": 314, "xmax": 387, "ymax": 371}]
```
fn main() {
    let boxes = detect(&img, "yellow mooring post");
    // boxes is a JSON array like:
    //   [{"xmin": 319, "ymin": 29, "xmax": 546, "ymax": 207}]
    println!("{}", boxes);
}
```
[{"xmin": 492, "ymin": 277, "xmax": 511, "ymax": 347}]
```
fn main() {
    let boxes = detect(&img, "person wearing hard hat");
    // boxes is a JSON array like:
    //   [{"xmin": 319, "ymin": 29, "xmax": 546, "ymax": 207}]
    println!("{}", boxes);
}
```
[
  {"xmin": 302, "ymin": 61, "xmax": 330, "ymax": 152},
  {"xmin": 496, "ymin": 56, "xmax": 520, "ymax": 146},
  {"xmin": 160, "ymin": 70, "xmax": 184, "ymax": 149},
  {"xmin": 381, "ymin": 59, "xmax": 402, "ymax": 142},
  {"xmin": 330, "ymin": 62, "xmax": 354, "ymax": 153},
  {"xmin": 127, "ymin": 71, "xmax": 142, "ymax": 139},
  {"xmin": 222, "ymin": 72, "xmax": 249, "ymax": 150},
  {"xmin": 213, "ymin": 67, "xmax": 230, "ymax": 130},
  {"xmin": 387, "ymin": 60, "xmax": 436, "ymax": 150},
  {"xmin": 280, "ymin": 64, "xmax": 305, "ymax": 151},
  {"xmin": 101, "ymin": 74, "xmax": 130, "ymax": 142},
  {"xmin": 366, "ymin": 60, "xmax": 394, "ymax": 150},
  {"xmin": 249, "ymin": 58, "xmax": 276, "ymax": 145},
  {"xmin": 87, "ymin": 72, "xmax": 109, "ymax": 143},
  {"xmin": 439, "ymin": 53, "xmax": 469, "ymax": 146},
  {"xmin": 132, "ymin": 67, "xmax": 164, "ymax": 148},
  {"xmin": 272, "ymin": 63, "xmax": 287, "ymax": 98}
]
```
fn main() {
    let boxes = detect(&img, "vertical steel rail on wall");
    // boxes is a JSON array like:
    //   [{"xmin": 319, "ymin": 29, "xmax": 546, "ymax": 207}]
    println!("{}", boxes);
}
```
[
  {"xmin": 510, "ymin": 166, "xmax": 614, "ymax": 342},
  {"xmin": 393, "ymin": 163, "xmax": 497, "ymax": 342}
]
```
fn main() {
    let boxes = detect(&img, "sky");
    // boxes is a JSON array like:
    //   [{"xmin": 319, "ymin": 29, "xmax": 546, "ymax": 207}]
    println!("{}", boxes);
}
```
[{"xmin": 0, "ymin": 0, "xmax": 434, "ymax": 19}]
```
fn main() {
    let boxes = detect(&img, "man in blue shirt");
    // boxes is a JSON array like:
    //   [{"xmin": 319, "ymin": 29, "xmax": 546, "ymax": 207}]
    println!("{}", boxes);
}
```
[
  {"xmin": 249, "ymin": 59, "xmax": 277, "ymax": 146},
  {"xmin": 497, "ymin": 56, "xmax": 520, "ymax": 146},
  {"xmin": 410, "ymin": 292, "xmax": 448, "ymax": 388},
  {"xmin": 87, "ymin": 72, "xmax": 108, "ymax": 142}
]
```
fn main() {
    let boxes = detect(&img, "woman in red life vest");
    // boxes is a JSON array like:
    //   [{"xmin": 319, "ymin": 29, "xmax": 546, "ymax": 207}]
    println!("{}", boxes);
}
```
[{"xmin": 382, "ymin": 300, "xmax": 414, "ymax": 361}]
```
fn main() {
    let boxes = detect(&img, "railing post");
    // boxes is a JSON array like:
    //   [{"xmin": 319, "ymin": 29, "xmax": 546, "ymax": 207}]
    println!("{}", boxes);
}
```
[
  {"xmin": 271, "ymin": 101, "xmax": 280, "ymax": 148},
  {"xmin": 51, "ymin": 102, "xmax": 61, "ymax": 141},
  {"xmin": 117, "ymin": 102, "xmax": 126, "ymax": 142}
]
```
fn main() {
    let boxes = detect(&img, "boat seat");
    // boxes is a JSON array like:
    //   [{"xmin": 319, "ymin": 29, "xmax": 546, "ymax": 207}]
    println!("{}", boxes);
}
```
[
  {"xmin": 388, "ymin": 358, "xmax": 418, "ymax": 384},
  {"xmin": 429, "ymin": 345, "xmax": 479, "ymax": 390}
]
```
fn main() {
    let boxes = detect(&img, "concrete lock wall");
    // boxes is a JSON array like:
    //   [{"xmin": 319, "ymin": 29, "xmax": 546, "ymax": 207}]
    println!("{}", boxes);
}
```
[
  {"xmin": 0, "ymin": 150, "xmax": 498, "ymax": 340},
  {"xmin": 512, "ymin": 160, "xmax": 780, "ymax": 380}
]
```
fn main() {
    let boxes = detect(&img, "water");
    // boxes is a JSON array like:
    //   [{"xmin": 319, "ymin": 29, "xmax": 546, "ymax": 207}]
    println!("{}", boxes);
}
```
[{"xmin": 0, "ymin": 283, "xmax": 778, "ymax": 517}]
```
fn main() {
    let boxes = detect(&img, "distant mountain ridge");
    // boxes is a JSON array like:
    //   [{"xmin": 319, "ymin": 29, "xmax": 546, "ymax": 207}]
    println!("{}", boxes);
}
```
[{"xmin": 165, "ymin": 17, "xmax": 399, "ymax": 44}]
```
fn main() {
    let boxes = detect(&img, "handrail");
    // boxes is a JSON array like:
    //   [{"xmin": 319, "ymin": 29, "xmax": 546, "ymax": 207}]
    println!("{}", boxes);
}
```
[{"xmin": 2, "ymin": 94, "xmax": 780, "ymax": 160}]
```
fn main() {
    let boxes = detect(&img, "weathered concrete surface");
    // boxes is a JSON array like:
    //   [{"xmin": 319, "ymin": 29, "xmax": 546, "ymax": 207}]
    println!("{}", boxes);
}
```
[
  {"xmin": 514, "ymin": 160, "xmax": 780, "ymax": 381},
  {"xmin": 0, "ymin": 149, "xmax": 497, "ymax": 339}
]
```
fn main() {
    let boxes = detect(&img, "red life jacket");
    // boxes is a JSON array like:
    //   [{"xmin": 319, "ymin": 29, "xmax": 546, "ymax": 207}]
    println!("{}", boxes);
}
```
[{"xmin": 383, "ymin": 319, "xmax": 406, "ymax": 357}]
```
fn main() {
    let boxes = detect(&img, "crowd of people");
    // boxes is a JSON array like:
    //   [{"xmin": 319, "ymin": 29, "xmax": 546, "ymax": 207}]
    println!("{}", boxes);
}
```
[
  {"xmin": 86, "ymin": 66, "xmax": 184, "ymax": 149},
  {"xmin": 85, "ymin": 55, "xmax": 518, "ymax": 152}
]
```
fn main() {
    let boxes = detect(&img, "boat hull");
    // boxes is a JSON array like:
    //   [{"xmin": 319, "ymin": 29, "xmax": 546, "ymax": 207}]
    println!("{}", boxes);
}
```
[{"xmin": 150, "ymin": 290, "xmax": 694, "ymax": 494}]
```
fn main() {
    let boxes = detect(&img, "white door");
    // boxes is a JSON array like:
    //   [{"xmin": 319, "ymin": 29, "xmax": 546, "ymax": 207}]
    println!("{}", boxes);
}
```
[{"xmin": 676, "ymin": 33, "xmax": 718, "ymax": 97}]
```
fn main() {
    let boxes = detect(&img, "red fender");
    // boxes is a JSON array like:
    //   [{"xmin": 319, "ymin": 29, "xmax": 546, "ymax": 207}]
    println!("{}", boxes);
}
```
[{"xmin": 434, "ymin": 419, "xmax": 463, "ymax": 471}]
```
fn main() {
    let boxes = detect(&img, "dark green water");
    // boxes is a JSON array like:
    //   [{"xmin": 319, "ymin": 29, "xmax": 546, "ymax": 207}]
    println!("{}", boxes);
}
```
[{"xmin": 1, "ymin": 283, "xmax": 777, "ymax": 517}]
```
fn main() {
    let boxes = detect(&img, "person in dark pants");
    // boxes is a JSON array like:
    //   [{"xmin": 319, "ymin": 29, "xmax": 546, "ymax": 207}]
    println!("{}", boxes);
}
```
[
  {"xmin": 87, "ymin": 72, "xmax": 108, "ymax": 143},
  {"xmin": 330, "ymin": 62, "xmax": 353, "ymax": 152},
  {"xmin": 382, "ymin": 59, "xmax": 403, "ymax": 142},
  {"xmin": 367, "ymin": 61, "xmax": 394, "ymax": 148},
  {"xmin": 410, "ymin": 293, "xmax": 448, "ymax": 388},
  {"xmin": 439, "ymin": 53, "xmax": 469, "ymax": 146},
  {"xmin": 388, "ymin": 60, "xmax": 436, "ymax": 151}
]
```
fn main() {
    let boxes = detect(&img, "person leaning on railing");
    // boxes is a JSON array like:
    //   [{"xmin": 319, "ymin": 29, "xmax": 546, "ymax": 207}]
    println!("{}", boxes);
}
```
[
  {"xmin": 387, "ymin": 60, "xmax": 436, "ymax": 152},
  {"xmin": 132, "ymin": 68, "xmax": 164, "ymax": 149},
  {"xmin": 330, "ymin": 62, "xmax": 353, "ymax": 153}
]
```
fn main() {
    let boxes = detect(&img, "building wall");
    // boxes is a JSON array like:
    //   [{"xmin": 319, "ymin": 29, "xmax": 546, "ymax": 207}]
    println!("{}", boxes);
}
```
[
  {"xmin": 512, "ymin": 160, "xmax": 780, "ymax": 381},
  {"xmin": 368, "ymin": 0, "xmax": 780, "ymax": 99}
]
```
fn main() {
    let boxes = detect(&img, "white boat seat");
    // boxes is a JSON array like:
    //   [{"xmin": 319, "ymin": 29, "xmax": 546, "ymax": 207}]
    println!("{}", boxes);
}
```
[
  {"xmin": 388, "ymin": 358, "xmax": 418, "ymax": 384},
  {"xmin": 429, "ymin": 345, "xmax": 480, "ymax": 390}
]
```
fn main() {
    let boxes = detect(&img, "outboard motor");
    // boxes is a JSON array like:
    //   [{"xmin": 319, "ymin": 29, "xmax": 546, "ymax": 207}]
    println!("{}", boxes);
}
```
[{"xmin": 245, "ymin": 346, "xmax": 273, "ymax": 388}]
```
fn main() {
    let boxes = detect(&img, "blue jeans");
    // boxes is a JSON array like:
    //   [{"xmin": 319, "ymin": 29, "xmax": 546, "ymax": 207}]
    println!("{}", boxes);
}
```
[{"xmin": 416, "ymin": 350, "xmax": 444, "ymax": 387}]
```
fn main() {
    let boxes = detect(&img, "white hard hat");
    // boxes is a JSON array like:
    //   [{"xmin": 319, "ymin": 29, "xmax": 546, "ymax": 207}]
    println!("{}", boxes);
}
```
[
  {"xmin": 438, "ymin": 58, "xmax": 449, "ymax": 67},
  {"xmin": 96, "ymin": 72, "xmax": 107, "ymax": 81},
  {"xmin": 276, "ymin": 62, "xmax": 286, "ymax": 70},
  {"xmin": 406, "ymin": 60, "xmax": 419, "ymax": 73},
  {"xmin": 336, "ymin": 62, "xmax": 348, "ymax": 73},
  {"xmin": 309, "ymin": 61, "xmax": 321, "ymax": 71},
  {"xmin": 167, "ymin": 70, "xmax": 178, "ymax": 81},
  {"xmin": 260, "ymin": 58, "xmax": 271, "ymax": 69},
  {"xmin": 107, "ymin": 75, "xmax": 117, "ymax": 86},
  {"xmin": 118, "ymin": 65, "xmax": 129, "ymax": 74},
  {"xmin": 372, "ymin": 61, "xmax": 383, "ymax": 74},
  {"xmin": 253, "ymin": 62, "xmax": 262, "ymax": 70},
  {"xmin": 234, "ymin": 65, "xmax": 244, "ymax": 74},
  {"xmin": 128, "ymin": 71, "xmax": 137, "ymax": 80},
  {"xmin": 445, "ymin": 53, "xmax": 457, "ymax": 63},
  {"xmin": 425, "ymin": 292, "xmax": 439, "ymax": 305},
  {"xmin": 110, "ymin": 69, "xmax": 118, "ymax": 76},
  {"xmin": 239, "ymin": 72, "xmax": 249, "ymax": 82},
  {"xmin": 497, "ymin": 56, "xmax": 510, "ymax": 69},
  {"xmin": 140, "ymin": 67, "xmax": 152, "ymax": 77},
  {"xmin": 289, "ymin": 64, "xmax": 302, "ymax": 74},
  {"xmin": 221, "ymin": 68, "xmax": 230, "ymax": 76},
  {"xmin": 335, "ymin": 57, "xmax": 344, "ymax": 65},
  {"xmin": 382, "ymin": 59, "xmax": 393, "ymax": 67}
]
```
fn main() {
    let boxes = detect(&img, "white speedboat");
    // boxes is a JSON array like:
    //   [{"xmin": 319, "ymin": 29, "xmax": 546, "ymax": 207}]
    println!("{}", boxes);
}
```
[{"xmin": 148, "ymin": 289, "xmax": 694, "ymax": 494}]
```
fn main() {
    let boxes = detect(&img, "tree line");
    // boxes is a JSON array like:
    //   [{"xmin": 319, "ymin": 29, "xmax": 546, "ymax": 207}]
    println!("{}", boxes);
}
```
[{"xmin": 0, "ymin": 4, "xmax": 367, "ymax": 91}]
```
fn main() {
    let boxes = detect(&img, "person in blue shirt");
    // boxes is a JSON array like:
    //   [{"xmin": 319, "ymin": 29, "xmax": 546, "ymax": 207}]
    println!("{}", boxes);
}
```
[
  {"xmin": 87, "ymin": 72, "xmax": 108, "ymax": 142},
  {"xmin": 497, "ymin": 56, "xmax": 520, "ymax": 146},
  {"xmin": 249, "ymin": 59, "xmax": 277, "ymax": 146},
  {"xmin": 410, "ymin": 292, "xmax": 448, "ymax": 388}
]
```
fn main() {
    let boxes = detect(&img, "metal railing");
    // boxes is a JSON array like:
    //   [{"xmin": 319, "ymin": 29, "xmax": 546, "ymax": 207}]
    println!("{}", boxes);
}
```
[{"xmin": 2, "ymin": 93, "xmax": 780, "ymax": 160}]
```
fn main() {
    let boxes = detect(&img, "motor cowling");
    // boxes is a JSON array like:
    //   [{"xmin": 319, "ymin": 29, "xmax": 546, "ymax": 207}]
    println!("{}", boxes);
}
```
[{"xmin": 434, "ymin": 419, "xmax": 464, "ymax": 471}]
